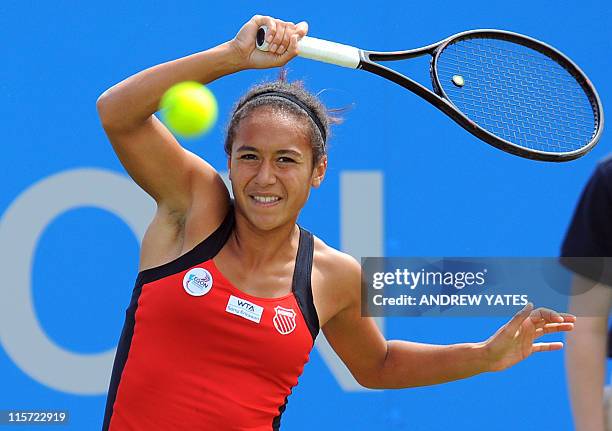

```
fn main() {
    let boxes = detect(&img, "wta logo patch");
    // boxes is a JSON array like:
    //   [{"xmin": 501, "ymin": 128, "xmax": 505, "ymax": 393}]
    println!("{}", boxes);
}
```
[
  {"xmin": 226, "ymin": 295, "xmax": 264, "ymax": 323},
  {"xmin": 183, "ymin": 268, "xmax": 213, "ymax": 297},
  {"xmin": 273, "ymin": 306, "xmax": 297, "ymax": 335}
]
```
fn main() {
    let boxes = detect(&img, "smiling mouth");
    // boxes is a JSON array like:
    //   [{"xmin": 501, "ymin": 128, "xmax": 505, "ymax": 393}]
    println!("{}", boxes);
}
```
[{"xmin": 250, "ymin": 195, "xmax": 282, "ymax": 206}]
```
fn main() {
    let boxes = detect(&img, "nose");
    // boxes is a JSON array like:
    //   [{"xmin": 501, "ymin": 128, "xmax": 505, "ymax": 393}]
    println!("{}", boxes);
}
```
[{"xmin": 254, "ymin": 160, "xmax": 277, "ymax": 187}]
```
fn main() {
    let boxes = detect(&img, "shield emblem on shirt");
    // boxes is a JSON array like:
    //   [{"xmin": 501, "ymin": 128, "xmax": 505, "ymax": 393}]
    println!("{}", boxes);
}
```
[{"xmin": 273, "ymin": 306, "xmax": 297, "ymax": 335}]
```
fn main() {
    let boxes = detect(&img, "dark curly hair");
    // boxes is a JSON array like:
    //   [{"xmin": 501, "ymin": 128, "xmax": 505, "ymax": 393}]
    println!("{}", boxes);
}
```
[{"xmin": 224, "ymin": 69, "xmax": 344, "ymax": 165}]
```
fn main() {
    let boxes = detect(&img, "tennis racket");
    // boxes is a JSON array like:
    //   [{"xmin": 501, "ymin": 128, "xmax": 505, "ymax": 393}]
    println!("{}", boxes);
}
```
[{"xmin": 256, "ymin": 27, "xmax": 603, "ymax": 162}]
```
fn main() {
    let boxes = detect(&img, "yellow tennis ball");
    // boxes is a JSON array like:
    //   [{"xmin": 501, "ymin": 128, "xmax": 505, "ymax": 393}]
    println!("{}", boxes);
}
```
[{"xmin": 160, "ymin": 81, "xmax": 218, "ymax": 138}]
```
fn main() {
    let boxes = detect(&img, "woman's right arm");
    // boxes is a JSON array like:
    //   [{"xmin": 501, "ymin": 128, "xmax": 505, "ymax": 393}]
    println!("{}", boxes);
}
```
[
  {"xmin": 96, "ymin": 16, "xmax": 307, "ymax": 217},
  {"xmin": 96, "ymin": 43, "xmax": 242, "ymax": 217}
]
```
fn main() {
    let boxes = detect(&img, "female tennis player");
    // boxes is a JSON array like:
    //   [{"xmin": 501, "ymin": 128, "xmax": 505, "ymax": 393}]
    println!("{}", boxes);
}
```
[{"xmin": 96, "ymin": 15, "xmax": 576, "ymax": 430}]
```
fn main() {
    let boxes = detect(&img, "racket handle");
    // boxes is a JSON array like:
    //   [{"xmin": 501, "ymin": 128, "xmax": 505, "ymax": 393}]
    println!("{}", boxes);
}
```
[{"xmin": 256, "ymin": 26, "xmax": 360, "ymax": 69}]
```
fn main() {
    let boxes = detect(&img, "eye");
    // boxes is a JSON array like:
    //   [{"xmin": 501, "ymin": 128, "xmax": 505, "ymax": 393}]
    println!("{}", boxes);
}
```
[
  {"xmin": 278, "ymin": 157, "xmax": 296, "ymax": 163},
  {"xmin": 239, "ymin": 154, "xmax": 258, "ymax": 160}
]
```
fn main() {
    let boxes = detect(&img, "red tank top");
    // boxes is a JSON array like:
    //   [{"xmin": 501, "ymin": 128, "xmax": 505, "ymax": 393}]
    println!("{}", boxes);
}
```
[{"xmin": 102, "ymin": 208, "xmax": 319, "ymax": 430}]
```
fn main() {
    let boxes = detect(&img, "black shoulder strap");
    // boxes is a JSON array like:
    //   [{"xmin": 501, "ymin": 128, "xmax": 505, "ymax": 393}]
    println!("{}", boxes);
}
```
[{"xmin": 291, "ymin": 226, "xmax": 319, "ymax": 342}]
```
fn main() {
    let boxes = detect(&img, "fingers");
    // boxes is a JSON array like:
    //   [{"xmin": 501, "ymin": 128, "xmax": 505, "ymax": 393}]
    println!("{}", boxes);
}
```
[
  {"xmin": 270, "ymin": 22, "xmax": 288, "ymax": 54},
  {"xmin": 296, "ymin": 21, "xmax": 308, "ymax": 38},
  {"xmin": 529, "ymin": 307, "xmax": 578, "ymax": 324},
  {"xmin": 532, "ymin": 342, "xmax": 564, "ymax": 352},
  {"xmin": 284, "ymin": 34, "xmax": 300, "ymax": 58},
  {"xmin": 505, "ymin": 304, "xmax": 576, "ymax": 338},
  {"xmin": 252, "ymin": 16, "xmax": 306, "ymax": 55},
  {"xmin": 251, "ymin": 15, "xmax": 277, "ymax": 37},
  {"xmin": 559, "ymin": 312, "xmax": 577, "ymax": 323},
  {"xmin": 529, "ymin": 305, "xmax": 575, "ymax": 339},
  {"xmin": 534, "ymin": 322, "xmax": 575, "ymax": 338},
  {"xmin": 529, "ymin": 307, "xmax": 562, "ymax": 323}
]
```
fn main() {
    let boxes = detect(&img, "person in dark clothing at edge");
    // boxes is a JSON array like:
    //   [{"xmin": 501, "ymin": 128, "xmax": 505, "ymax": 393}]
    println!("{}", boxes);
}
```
[
  {"xmin": 562, "ymin": 155, "xmax": 612, "ymax": 431},
  {"xmin": 96, "ymin": 15, "xmax": 576, "ymax": 430}
]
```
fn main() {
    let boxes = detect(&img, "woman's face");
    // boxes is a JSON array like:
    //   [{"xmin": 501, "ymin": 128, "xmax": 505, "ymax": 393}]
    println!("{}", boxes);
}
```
[{"xmin": 228, "ymin": 107, "xmax": 326, "ymax": 231}]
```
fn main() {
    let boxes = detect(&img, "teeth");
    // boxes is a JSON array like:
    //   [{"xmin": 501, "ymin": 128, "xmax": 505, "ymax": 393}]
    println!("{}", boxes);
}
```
[{"xmin": 253, "ymin": 195, "xmax": 280, "ymax": 203}]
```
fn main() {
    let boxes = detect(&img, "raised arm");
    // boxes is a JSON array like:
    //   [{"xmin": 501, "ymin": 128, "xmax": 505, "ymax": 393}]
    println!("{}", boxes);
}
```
[
  {"xmin": 96, "ymin": 16, "xmax": 307, "ymax": 216},
  {"xmin": 321, "ymin": 255, "xmax": 575, "ymax": 389}
]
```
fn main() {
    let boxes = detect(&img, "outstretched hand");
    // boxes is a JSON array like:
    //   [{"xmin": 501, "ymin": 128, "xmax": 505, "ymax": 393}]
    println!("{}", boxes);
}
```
[
  {"xmin": 230, "ymin": 15, "xmax": 308, "ymax": 70},
  {"xmin": 484, "ymin": 303, "xmax": 576, "ymax": 372}
]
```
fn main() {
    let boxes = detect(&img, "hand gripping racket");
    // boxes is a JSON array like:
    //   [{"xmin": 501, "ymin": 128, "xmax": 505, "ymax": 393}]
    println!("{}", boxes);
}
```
[{"xmin": 256, "ymin": 27, "xmax": 604, "ymax": 162}]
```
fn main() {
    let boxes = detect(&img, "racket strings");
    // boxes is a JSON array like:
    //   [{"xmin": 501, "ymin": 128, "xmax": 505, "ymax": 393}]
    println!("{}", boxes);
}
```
[{"xmin": 435, "ymin": 38, "xmax": 597, "ymax": 153}]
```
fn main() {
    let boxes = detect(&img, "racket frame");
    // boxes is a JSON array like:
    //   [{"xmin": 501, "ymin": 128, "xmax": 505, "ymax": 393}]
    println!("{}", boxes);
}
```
[
  {"xmin": 257, "ymin": 27, "xmax": 604, "ymax": 162},
  {"xmin": 361, "ymin": 29, "xmax": 603, "ymax": 162}
]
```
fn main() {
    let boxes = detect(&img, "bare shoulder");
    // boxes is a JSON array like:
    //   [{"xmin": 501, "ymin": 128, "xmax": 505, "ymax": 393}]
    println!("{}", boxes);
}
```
[
  {"xmin": 311, "ymin": 235, "xmax": 362, "ymax": 326},
  {"xmin": 312, "ymin": 236, "xmax": 361, "ymax": 286}
]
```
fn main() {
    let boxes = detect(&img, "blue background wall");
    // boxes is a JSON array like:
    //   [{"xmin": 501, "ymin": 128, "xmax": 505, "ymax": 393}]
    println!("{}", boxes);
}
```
[{"xmin": 0, "ymin": 0, "xmax": 610, "ymax": 429}]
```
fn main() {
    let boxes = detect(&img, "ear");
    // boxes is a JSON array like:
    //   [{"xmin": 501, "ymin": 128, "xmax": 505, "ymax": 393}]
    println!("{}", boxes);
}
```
[
  {"xmin": 311, "ymin": 155, "xmax": 327, "ymax": 188},
  {"xmin": 227, "ymin": 156, "xmax": 232, "ymax": 180}
]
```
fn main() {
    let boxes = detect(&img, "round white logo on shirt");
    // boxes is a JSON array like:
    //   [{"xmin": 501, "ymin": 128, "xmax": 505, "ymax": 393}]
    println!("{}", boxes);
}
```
[{"xmin": 183, "ymin": 268, "xmax": 213, "ymax": 297}]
